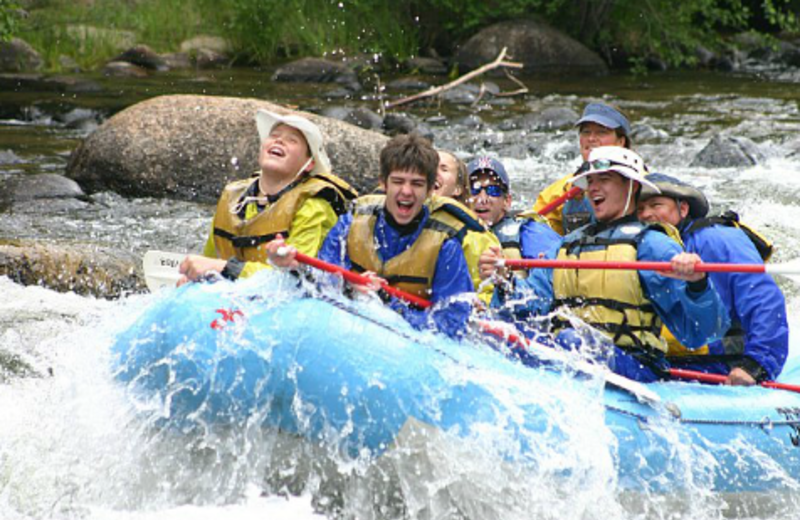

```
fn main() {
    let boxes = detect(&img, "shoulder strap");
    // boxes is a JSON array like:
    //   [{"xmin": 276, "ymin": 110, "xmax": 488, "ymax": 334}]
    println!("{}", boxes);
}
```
[{"xmin": 684, "ymin": 210, "xmax": 773, "ymax": 261}]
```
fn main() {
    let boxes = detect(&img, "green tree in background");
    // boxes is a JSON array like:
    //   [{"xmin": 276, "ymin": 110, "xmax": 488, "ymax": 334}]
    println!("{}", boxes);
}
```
[
  {"xmin": 0, "ymin": 0, "xmax": 20, "ymax": 42},
  {"xmin": 10, "ymin": 0, "xmax": 800, "ymax": 71}
]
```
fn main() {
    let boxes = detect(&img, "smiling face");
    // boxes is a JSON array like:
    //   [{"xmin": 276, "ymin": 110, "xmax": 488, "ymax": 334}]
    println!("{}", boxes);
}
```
[
  {"xmin": 578, "ymin": 122, "xmax": 626, "ymax": 161},
  {"xmin": 258, "ymin": 123, "xmax": 313, "ymax": 181},
  {"xmin": 468, "ymin": 172, "xmax": 511, "ymax": 227},
  {"xmin": 382, "ymin": 169, "xmax": 431, "ymax": 225},
  {"xmin": 637, "ymin": 195, "xmax": 688, "ymax": 226},
  {"xmin": 433, "ymin": 151, "xmax": 463, "ymax": 199},
  {"xmin": 585, "ymin": 171, "xmax": 639, "ymax": 222}
]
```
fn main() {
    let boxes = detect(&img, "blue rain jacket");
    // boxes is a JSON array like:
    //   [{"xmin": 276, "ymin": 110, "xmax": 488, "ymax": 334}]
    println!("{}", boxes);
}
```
[
  {"xmin": 520, "ymin": 219, "xmax": 562, "ymax": 259},
  {"xmin": 678, "ymin": 221, "xmax": 789, "ymax": 380}
]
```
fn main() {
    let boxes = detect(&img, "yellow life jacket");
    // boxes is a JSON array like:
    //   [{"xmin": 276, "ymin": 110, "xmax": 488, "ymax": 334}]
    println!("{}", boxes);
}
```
[
  {"xmin": 213, "ymin": 172, "xmax": 357, "ymax": 262},
  {"xmin": 552, "ymin": 219, "xmax": 668, "ymax": 355},
  {"xmin": 347, "ymin": 194, "xmax": 485, "ymax": 299}
]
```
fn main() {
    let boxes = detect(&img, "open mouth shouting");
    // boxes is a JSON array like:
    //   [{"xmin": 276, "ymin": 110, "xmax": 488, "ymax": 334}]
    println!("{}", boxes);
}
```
[{"xmin": 267, "ymin": 145, "xmax": 286, "ymax": 158}]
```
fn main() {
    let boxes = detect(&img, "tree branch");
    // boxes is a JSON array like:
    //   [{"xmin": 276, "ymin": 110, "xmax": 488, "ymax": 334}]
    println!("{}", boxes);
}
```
[{"xmin": 385, "ymin": 47, "xmax": 524, "ymax": 109}]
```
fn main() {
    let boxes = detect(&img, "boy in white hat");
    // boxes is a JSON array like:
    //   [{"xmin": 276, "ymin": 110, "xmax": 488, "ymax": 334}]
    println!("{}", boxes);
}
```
[
  {"xmin": 482, "ymin": 146, "xmax": 730, "ymax": 382},
  {"xmin": 178, "ymin": 109, "xmax": 357, "ymax": 284}
]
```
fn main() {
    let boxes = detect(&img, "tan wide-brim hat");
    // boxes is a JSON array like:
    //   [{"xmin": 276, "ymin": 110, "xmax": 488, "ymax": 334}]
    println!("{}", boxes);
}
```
[
  {"xmin": 255, "ymin": 109, "xmax": 331, "ymax": 176},
  {"xmin": 571, "ymin": 146, "xmax": 660, "ymax": 193}
]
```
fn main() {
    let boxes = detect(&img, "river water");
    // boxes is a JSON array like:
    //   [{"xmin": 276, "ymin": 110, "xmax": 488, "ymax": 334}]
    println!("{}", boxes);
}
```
[{"xmin": 1, "ymin": 66, "xmax": 800, "ymax": 519}]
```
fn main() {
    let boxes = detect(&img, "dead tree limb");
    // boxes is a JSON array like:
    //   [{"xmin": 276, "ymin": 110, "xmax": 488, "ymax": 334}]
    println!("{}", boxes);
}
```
[
  {"xmin": 494, "ymin": 69, "xmax": 529, "ymax": 97},
  {"xmin": 385, "ymin": 47, "xmax": 524, "ymax": 109}
]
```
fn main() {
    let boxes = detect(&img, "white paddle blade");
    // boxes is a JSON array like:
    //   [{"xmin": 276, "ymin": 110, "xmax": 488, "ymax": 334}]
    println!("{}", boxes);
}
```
[
  {"xmin": 765, "ymin": 261, "xmax": 800, "ymax": 284},
  {"xmin": 142, "ymin": 250, "xmax": 186, "ymax": 292}
]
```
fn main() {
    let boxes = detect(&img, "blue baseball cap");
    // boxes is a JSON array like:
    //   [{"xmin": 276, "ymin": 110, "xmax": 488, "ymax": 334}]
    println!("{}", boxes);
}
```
[
  {"xmin": 575, "ymin": 103, "xmax": 631, "ymax": 136},
  {"xmin": 467, "ymin": 156, "xmax": 510, "ymax": 190}
]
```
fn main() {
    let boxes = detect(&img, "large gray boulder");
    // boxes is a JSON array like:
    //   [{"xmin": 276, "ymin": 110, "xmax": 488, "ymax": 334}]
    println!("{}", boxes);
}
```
[
  {"xmin": 456, "ymin": 19, "xmax": 608, "ymax": 75},
  {"xmin": 690, "ymin": 136, "xmax": 765, "ymax": 168},
  {"xmin": 65, "ymin": 95, "xmax": 388, "ymax": 202},
  {"xmin": 0, "ymin": 38, "xmax": 43, "ymax": 72}
]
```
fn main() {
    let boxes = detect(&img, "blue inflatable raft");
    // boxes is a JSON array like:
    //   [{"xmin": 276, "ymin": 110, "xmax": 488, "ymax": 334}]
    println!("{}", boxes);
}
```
[{"xmin": 113, "ymin": 277, "xmax": 800, "ymax": 493}]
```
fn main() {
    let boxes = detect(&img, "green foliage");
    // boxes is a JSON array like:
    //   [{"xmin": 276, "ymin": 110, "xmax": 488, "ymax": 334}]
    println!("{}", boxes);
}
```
[
  {"xmin": 223, "ymin": 0, "xmax": 419, "ymax": 64},
  {"xmin": 0, "ymin": 0, "xmax": 20, "ymax": 42},
  {"xmin": 11, "ymin": 0, "xmax": 800, "ymax": 72},
  {"xmin": 18, "ymin": 0, "xmax": 228, "ymax": 70},
  {"xmin": 410, "ymin": 0, "xmax": 559, "ymax": 47},
  {"xmin": 560, "ymin": 0, "xmax": 798, "ymax": 69}
]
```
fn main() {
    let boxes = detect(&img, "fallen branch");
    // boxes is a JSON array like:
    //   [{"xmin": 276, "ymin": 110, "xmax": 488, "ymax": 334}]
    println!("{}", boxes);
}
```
[
  {"xmin": 385, "ymin": 47, "xmax": 524, "ymax": 109},
  {"xmin": 495, "ymin": 69, "xmax": 529, "ymax": 97}
]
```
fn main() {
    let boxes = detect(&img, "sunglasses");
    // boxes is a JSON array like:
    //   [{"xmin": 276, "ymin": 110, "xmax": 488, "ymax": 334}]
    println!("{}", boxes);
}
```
[
  {"xmin": 576, "ymin": 158, "xmax": 630, "ymax": 174},
  {"xmin": 470, "ymin": 183, "xmax": 506, "ymax": 197}
]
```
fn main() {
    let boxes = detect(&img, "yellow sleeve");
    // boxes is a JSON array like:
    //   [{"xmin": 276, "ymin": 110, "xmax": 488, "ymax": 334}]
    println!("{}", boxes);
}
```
[
  {"xmin": 238, "ymin": 197, "xmax": 339, "ymax": 279},
  {"xmin": 462, "ymin": 229, "xmax": 502, "ymax": 305},
  {"xmin": 202, "ymin": 219, "xmax": 217, "ymax": 258},
  {"xmin": 532, "ymin": 175, "xmax": 574, "ymax": 236}
]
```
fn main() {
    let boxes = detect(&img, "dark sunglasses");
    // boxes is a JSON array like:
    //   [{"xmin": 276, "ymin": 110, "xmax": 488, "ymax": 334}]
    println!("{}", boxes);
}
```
[
  {"xmin": 576, "ymin": 158, "xmax": 628, "ymax": 174},
  {"xmin": 470, "ymin": 183, "xmax": 505, "ymax": 197}
]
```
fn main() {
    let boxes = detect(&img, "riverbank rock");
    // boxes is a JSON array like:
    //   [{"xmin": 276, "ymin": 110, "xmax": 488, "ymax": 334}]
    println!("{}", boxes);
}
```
[
  {"xmin": 272, "ymin": 58, "xmax": 361, "ymax": 91},
  {"xmin": 455, "ymin": 19, "xmax": 608, "ymax": 76},
  {"xmin": 180, "ymin": 35, "xmax": 231, "ymax": 55},
  {"xmin": 65, "ymin": 95, "xmax": 388, "ymax": 201},
  {"xmin": 0, "ymin": 239, "xmax": 142, "ymax": 298},
  {"xmin": 0, "ymin": 38, "xmax": 43, "ymax": 72},
  {"xmin": 112, "ymin": 45, "xmax": 168, "ymax": 71},
  {"xmin": 0, "ymin": 174, "xmax": 86, "ymax": 208},
  {"xmin": 0, "ymin": 73, "xmax": 102, "ymax": 93},
  {"xmin": 690, "ymin": 135, "xmax": 765, "ymax": 168}
]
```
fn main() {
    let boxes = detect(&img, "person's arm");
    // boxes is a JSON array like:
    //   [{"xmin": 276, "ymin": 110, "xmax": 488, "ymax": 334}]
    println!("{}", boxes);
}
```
[
  {"xmin": 202, "ymin": 220, "xmax": 217, "ymax": 258},
  {"xmin": 316, "ymin": 212, "xmax": 353, "ymax": 268},
  {"xmin": 639, "ymin": 232, "xmax": 730, "ymax": 349},
  {"xmin": 238, "ymin": 197, "xmax": 340, "ymax": 279},
  {"xmin": 691, "ymin": 228, "xmax": 789, "ymax": 382},
  {"xmin": 462, "ymin": 230, "xmax": 501, "ymax": 304},
  {"xmin": 519, "ymin": 220, "xmax": 562, "ymax": 260},
  {"xmin": 532, "ymin": 175, "xmax": 573, "ymax": 235},
  {"xmin": 490, "ymin": 240, "xmax": 559, "ymax": 319}
]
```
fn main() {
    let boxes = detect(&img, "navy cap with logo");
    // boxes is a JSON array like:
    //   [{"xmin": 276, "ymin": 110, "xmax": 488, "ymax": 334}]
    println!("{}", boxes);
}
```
[
  {"xmin": 575, "ymin": 103, "xmax": 631, "ymax": 136},
  {"xmin": 467, "ymin": 156, "xmax": 510, "ymax": 190}
]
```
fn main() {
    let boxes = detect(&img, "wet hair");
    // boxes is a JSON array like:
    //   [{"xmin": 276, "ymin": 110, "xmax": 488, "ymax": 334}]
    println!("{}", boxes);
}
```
[
  {"xmin": 380, "ymin": 134, "xmax": 439, "ymax": 188},
  {"xmin": 438, "ymin": 149, "xmax": 469, "ymax": 203}
]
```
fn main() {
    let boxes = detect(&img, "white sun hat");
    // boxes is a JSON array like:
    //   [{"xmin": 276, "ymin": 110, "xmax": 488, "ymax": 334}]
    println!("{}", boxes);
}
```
[
  {"xmin": 571, "ymin": 146, "xmax": 660, "ymax": 193},
  {"xmin": 255, "ymin": 109, "xmax": 332, "ymax": 176}
]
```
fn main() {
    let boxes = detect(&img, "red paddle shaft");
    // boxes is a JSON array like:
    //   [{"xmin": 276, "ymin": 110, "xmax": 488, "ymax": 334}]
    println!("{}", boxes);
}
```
[
  {"xmin": 502, "ymin": 258, "xmax": 773, "ymax": 275},
  {"xmin": 536, "ymin": 186, "xmax": 582, "ymax": 216},
  {"xmin": 292, "ymin": 251, "xmax": 433, "ymax": 309},
  {"xmin": 669, "ymin": 368, "xmax": 800, "ymax": 394}
]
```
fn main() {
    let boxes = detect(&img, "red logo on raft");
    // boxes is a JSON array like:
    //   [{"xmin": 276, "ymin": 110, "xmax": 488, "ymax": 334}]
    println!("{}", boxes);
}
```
[{"xmin": 210, "ymin": 308, "xmax": 244, "ymax": 330}]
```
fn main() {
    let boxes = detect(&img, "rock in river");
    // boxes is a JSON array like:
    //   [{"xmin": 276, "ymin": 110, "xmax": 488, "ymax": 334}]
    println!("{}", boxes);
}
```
[{"xmin": 65, "ymin": 95, "xmax": 388, "ymax": 202}]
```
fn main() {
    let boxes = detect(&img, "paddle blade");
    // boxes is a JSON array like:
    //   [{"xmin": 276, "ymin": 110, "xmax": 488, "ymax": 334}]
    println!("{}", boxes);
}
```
[{"xmin": 142, "ymin": 250, "xmax": 185, "ymax": 292}]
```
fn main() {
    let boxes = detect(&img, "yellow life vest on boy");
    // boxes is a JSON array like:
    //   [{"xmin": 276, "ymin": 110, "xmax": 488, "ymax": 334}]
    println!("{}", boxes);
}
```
[
  {"xmin": 347, "ymin": 194, "xmax": 485, "ymax": 299},
  {"xmin": 213, "ymin": 172, "xmax": 357, "ymax": 263}
]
